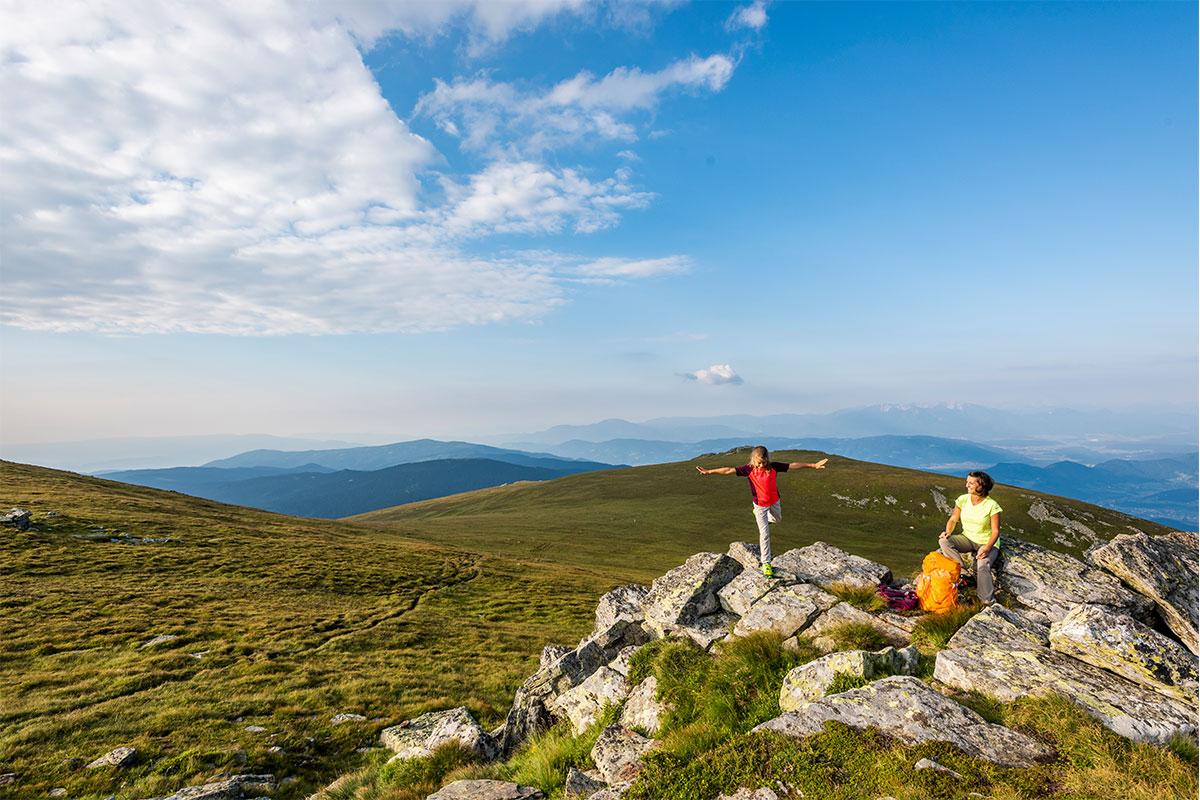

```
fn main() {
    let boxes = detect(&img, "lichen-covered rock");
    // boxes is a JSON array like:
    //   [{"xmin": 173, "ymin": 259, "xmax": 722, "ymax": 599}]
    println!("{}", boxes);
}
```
[
  {"xmin": 672, "ymin": 610, "xmax": 739, "ymax": 649},
  {"xmin": 152, "ymin": 775, "xmax": 276, "ymax": 800},
  {"xmin": 618, "ymin": 676, "xmax": 664, "ymax": 735},
  {"xmin": 1088, "ymin": 531, "xmax": 1199, "ymax": 655},
  {"xmin": 426, "ymin": 780, "xmax": 544, "ymax": 800},
  {"xmin": 590, "ymin": 724, "xmax": 657, "ymax": 784},
  {"xmin": 731, "ymin": 583, "xmax": 838, "ymax": 639},
  {"xmin": 585, "ymin": 781, "xmax": 634, "ymax": 800},
  {"xmin": 716, "ymin": 790, "xmax": 779, "ymax": 800},
  {"xmin": 772, "ymin": 542, "xmax": 892, "ymax": 592},
  {"xmin": 540, "ymin": 645, "xmax": 572, "ymax": 670},
  {"xmin": 999, "ymin": 537, "xmax": 1155, "ymax": 624},
  {"xmin": 803, "ymin": 601, "xmax": 910, "ymax": 648},
  {"xmin": 1049, "ymin": 603, "xmax": 1198, "ymax": 703},
  {"xmin": 1, "ymin": 508, "xmax": 32, "ymax": 531},
  {"xmin": 564, "ymin": 766, "xmax": 606, "ymax": 798},
  {"xmin": 945, "ymin": 604, "xmax": 1050, "ymax": 651},
  {"xmin": 547, "ymin": 666, "xmax": 630, "ymax": 735},
  {"xmin": 778, "ymin": 646, "xmax": 920, "ymax": 711},
  {"xmin": 85, "ymin": 747, "xmax": 137, "ymax": 769},
  {"xmin": 644, "ymin": 552, "xmax": 743, "ymax": 629},
  {"xmin": 727, "ymin": 541, "xmax": 763, "ymax": 570},
  {"xmin": 606, "ymin": 645, "xmax": 642, "ymax": 677},
  {"xmin": 593, "ymin": 585, "xmax": 650, "ymax": 637},
  {"xmin": 718, "ymin": 567, "xmax": 792, "ymax": 616},
  {"xmin": 381, "ymin": 707, "xmax": 498, "ymax": 762},
  {"xmin": 500, "ymin": 619, "xmax": 647, "ymax": 755},
  {"xmin": 755, "ymin": 676, "xmax": 1055, "ymax": 768},
  {"xmin": 934, "ymin": 640, "xmax": 1196, "ymax": 744}
]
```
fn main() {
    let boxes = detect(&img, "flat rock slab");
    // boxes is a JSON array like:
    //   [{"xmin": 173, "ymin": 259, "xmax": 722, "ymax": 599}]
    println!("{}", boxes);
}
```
[
  {"xmin": 731, "ymin": 584, "xmax": 837, "ymax": 639},
  {"xmin": 618, "ymin": 676, "xmax": 665, "ymax": 735},
  {"xmin": 773, "ymin": 542, "xmax": 892, "ymax": 592},
  {"xmin": 935, "ymin": 641, "xmax": 1197, "ymax": 744},
  {"xmin": 779, "ymin": 646, "xmax": 919, "ymax": 711},
  {"xmin": 86, "ymin": 746, "xmax": 137, "ymax": 769},
  {"xmin": 755, "ymin": 676, "xmax": 1055, "ymax": 768},
  {"xmin": 1088, "ymin": 531, "xmax": 1199, "ymax": 655},
  {"xmin": 645, "ymin": 552, "xmax": 743, "ymax": 628},
  {"xmin": 1050, "ymin": 603, "xmax": 1198, "ymax": 703},
  {"xmin": 426, "ymin": 780, "xmax": 544, "ymax": 800},
  {"xmin": 727, "ymin": 541, "xmax": 763, "ymax": 570},
  {"xmin": 591, "ymin": 724, "xmax": 657, "ymax": 784},
  {"xmin": 946, "ymin": 605, "xmax": 1050, "ymax": 651},
  {"xmin": 999, "ymin": 537, "xmax": 1154, "ymax": 624},
  {"xmin": 382, "ymin": 706, "xmax": 497, "ymax": 762},
  {"xmin": 718, "ymin": 568, "xmax": 798, "ymax": 617}
]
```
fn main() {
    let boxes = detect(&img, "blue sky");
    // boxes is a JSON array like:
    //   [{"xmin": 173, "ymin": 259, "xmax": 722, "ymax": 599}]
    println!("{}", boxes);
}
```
[{"xmin": 1, "ymin": 1, "xmax": 1196, "ymax": 444}]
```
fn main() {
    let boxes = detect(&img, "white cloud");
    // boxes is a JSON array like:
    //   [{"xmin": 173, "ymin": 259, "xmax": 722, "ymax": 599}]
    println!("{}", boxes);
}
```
[
  {"xmin": 686, "ymin": 364, "xmax": 743, "ymax": 385},
  {"xmin": 415, "ymin": 54, "xmax": 734, "ymax": 155},
  {"xmin": 726, "ymin": 1, "xmax": 769, "ymax": 31},
  {"xmin": 0, "ymin": 0, "xmax": 711, "ymax": 335}
]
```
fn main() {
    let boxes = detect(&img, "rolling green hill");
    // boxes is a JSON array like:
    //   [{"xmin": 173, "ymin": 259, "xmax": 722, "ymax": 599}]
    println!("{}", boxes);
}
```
[
  {"xmin": 350, "ymin": 450, "xmax": 1176, "ymax": 580},
  {"xmin": 0, "ymin": 454, "xmax": 1178, "ymax": 800}
]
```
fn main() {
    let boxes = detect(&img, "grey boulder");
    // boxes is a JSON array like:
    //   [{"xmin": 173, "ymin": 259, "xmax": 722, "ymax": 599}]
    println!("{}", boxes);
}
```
[
  {"xmin": 381, "ymin": 707, "xmax": 497, "ymax": 762},
  {"xmin": 1088, "ymin": 531, "xmax": 1199, "ymax": 655},
  {"xmin": 802, "ymin": 601, "xmax": 910, "ymax": 649},
  {"xmin": 426, "ymin": 780, "xmax": 543, "ymax": 800},
  {"xmin": 778, "ymin": 646, "xmax": 920, "ymax": 711},
  {"xmin": 755, "ymin": 676, "xmax": 1055, "ymax": 768},
  {"xmin": 643, "ymin": 552, "xmax": 743, "ymax": 632},
  {"xmin": 86, "ymin": 747, "xmax": 138, "ymax": 769},
  {"xmin": 618, "ymin": 676, "xmax": 665, "ymax": 735},
  {"xmin": 590, "ymin": 724, "xmax": 657, "ymax": 784},
  {"xmin": 592, "ymin": 585, "xmax": 650, "ymax": 638},
  {"xmin": 772, "ymin": 542, "xmax": 892, "ymax": 592},
  {"xmin": 730, "ymin": 583, "xmax": 837, "ymax": 639}
]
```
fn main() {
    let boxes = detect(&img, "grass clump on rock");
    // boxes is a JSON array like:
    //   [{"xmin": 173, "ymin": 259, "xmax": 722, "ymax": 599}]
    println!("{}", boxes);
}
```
[{"xmin": 910, "ymin": 603, "xmax": 982, "ymax": 651}]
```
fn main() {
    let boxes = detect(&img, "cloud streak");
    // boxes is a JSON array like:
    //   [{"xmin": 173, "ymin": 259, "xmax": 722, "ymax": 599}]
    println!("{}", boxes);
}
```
[
  {"xmin": 685, "ymin": 364, "xmax": 743, "ymax": 385},
  {"xmin": 0, "ymin": 0, "xmax": 725, "ymax": 335}
]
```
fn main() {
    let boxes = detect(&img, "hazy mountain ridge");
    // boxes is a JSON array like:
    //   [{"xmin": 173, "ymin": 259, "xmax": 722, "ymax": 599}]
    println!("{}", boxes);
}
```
[{"xmin": 101, "ymin": 457, "xmax": 618, "ymax": 519}]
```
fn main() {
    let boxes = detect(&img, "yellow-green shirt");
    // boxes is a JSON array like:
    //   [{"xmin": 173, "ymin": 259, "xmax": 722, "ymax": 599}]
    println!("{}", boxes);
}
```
[{"xmin": 955, "ymin": 494, "xmax": 1002, "ymax": 547}]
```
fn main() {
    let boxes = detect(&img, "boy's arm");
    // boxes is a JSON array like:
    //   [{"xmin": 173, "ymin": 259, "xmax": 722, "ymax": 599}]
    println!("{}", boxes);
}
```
[
  {"xmin": 786, "ymin": 458, "xmax": 828, "ymax": 469},
  {"xmin": 696, "ymin": 466, "xmax": 738, "ymax": 475}
]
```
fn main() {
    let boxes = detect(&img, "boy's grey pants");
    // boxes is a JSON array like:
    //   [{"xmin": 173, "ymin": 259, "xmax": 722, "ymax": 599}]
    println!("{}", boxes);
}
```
[
  {"xmin": 752, "ymin": 501, "xmax": 781, "ymax": 564},
  {"xmin": 940, "ymin": 534, "xmax": 999, "ymax": 604}
]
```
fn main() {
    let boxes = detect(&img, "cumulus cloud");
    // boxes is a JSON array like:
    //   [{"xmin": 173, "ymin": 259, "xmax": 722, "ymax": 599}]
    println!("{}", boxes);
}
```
[
  {"xmin": 726, "ymin": 1, "xmax": 769, "ymax": 31},
  {"xmin": 414, "ymin": 54, "xmax": 734, "ymax": 155},
  {"xmin": 686, "ymin": 364, "xmax": 743, "ymax": 385},
  {"xmin": 0, "ymin": 0, "xmax": 716, "ymax": 335}
]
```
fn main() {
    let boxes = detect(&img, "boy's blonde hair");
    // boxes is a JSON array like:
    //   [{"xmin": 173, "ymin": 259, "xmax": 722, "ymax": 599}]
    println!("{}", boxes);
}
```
[{"xmin": 750, "ymin": 446, "xmax": 771, "ymax": 471}]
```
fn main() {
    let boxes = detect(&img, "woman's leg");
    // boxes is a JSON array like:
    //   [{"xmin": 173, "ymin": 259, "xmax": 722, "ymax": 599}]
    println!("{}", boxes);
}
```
[
  {"xmin": 976, "ymin": 548, "xmax": 999, "ymax": 604},
  {"xmin": 939, "ymin": 534, "xmax": 971, "ymax": 567}
]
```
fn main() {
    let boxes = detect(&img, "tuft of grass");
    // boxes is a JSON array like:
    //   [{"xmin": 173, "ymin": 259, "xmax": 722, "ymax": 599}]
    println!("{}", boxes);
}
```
[
  {"xmin": 821, "ymin": 621, "xmax": 888, "ymax": 652},
  {"xmin": 824, "ymin": 670, "xmax": 873, "ymax": 696},
  {"xmin": 910, "ymin": 603, "xmax": 981, "ymax": 651},
  {"xmin": 827, "ymin": 581, "xmax": 887, "ymax": 612},
  {"xmin": 499, "ymin": 703, "xmax": 618, "ymax": 794}
]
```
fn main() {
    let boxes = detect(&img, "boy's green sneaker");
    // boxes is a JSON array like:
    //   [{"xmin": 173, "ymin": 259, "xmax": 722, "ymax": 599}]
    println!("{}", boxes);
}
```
[{"xmin": 761, "ymin": 562, "xmax": 774, "ymax": 578}]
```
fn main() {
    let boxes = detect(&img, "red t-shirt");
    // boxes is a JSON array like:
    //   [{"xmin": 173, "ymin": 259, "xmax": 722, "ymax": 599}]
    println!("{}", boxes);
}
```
[{"xmin": 733, "ymin": 462, "xmax": 790, "ymax": 506}]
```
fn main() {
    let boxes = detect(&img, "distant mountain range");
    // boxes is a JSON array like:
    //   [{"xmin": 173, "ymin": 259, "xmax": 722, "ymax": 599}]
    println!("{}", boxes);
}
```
[{"xmin": 99, "ymin": 457, "xmax": 617, "ymax": 519}]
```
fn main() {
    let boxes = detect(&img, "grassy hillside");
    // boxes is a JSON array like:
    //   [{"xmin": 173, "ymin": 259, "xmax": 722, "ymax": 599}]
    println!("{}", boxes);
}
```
[
  {"xmin": 350, "ymin": 450, "xmax": 1175, "ymax": 581},
  {"xmin": 0, "ymin": 461, "xmax": 610, "ymax": 800}
]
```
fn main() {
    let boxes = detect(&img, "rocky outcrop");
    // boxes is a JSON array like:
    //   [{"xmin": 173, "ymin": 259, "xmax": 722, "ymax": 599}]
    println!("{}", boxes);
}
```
[
  {"xmin": 716, "ymin": 790, "xmax": 779, "ymax": 800},
  {"xmin": 755, "ymin": 676, "xmax": 1055, "ymax": 768},
  {"xmin": 717, "ymin": 567, "xmax": 794, "ymax": 616},
  {"xmin": 426, "ymin": 780, "xmax": 543, "ymax": 800},
  {"xmin": 643, "ymin": 552, "xmax": 743, "ymax": 633},
  {"xmin": 144, "ymin": 774, "xmax": 276, "ymax": 800},
  {"xmin": 1088, "ymin": 531, "xmax": 1199, "ymax": 655},
  {"xmin": 618, "ymin": 676, "xmax": 665, "ymax": 735},
  {"xmin": 500, "ymin": 619, "xmax": 647, "ymax": 755},
  {"xmin": 1049, "ymin": 603, "xmax": 1198, "ymax": 703},
  {"xmin": 381, "ymin": 707, "xmax": 497, "ymax": 763},
  {"xmin": 548, "ymin": 666, "xmax": 630, "ymax": 735},
  {"xmin": 590, "ymin": 724, "xmax": 657, "ymax": 784},
  {"xmin": 730, "ymin": 583, "xmax": 837, "ymax": 639},
  {"xmin": 945, "ymin": 604, "xmax": 1050, "ymax": 650},
  {"xmin": 772, "ymin": 542, "xmax": 892, "ymax": 591},
  {"xmin": 727, "ymin": 541, "xmax": 763, "ymax": 569},
  {"xmin": 778, "ymin": 646, "xmax": 919, "ymax": 711},
  {"xmin": 998, "ymin": 537, "xmax": 1154, "ymax": 624},
  {"xmin": 564, "ymin": 767, "xmax": 606, "ymax": 798},
  {"xmin": 935, "ymin": 609, "xmax": 1196, "ymax": 744},
  {"xmin": 1, "ymin": 508, "xmax": 32, "ymax": 531}
]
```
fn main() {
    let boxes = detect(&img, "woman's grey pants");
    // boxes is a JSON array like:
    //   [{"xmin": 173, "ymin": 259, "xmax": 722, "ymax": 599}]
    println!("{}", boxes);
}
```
[
  {"xmin": 752, "ymin": 501, "xmax": 781, "ymax": 564},
  {"xmin": 939, "ymin": 535, "xmax": 999, "ymax": 603}
]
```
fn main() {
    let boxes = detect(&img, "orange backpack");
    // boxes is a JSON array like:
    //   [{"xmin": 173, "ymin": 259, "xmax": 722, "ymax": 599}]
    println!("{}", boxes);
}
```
[{"xmin": 915, "ymin": 551, "xmax": 962, "ymax": 613}]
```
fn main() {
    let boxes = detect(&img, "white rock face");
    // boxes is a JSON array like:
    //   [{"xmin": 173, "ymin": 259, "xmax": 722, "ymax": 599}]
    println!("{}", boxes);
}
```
[
  {"xmin": 644, "ymin": 552, "xmax": 743, "ymax": 628},
  {"xmin": 590, "ymin": 724, "xmax": 657, "ymax": 784},
  {"xmin": 756, "ymin": 676, "xmax": 1055, "ymax": 768},
  {"xmin": 1049, "ymin": 603, "xmax": 1198, "ymax": 703},
  {"xmin": 548, "ymin": 666, "xmax": 631, "ymax": 736},
  {"xmin": 593, "ymin": 584, "xmax": 650, "ymax": 637},
  {"xmin": 731, "ymin": 583, "xmax": 838, "ymax": 639},
  {"xmin": 618, "ymin": 676, "xmax": 665, "ymax": 735},
  {"xmin": 85, "ymin": 746, "xmax": 138, "ymax": 769}
]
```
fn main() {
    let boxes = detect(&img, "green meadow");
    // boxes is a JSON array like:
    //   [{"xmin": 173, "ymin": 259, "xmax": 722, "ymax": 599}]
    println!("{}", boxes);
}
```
[{"xmin": 0, "ymin": 454, "xmax": 1182, "ymax": 799}]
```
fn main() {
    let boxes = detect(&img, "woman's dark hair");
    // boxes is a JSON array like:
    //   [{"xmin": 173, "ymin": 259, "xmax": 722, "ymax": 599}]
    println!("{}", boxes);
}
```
[{"xmin": 968, "ymin": 471, "xmax": 994, "ymax": 497}]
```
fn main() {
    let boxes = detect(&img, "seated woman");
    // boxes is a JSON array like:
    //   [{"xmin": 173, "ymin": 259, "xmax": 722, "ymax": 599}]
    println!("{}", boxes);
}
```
[{"xmin": 939, "ymin": 471, "xmax": 1001, "ymax": 604}]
